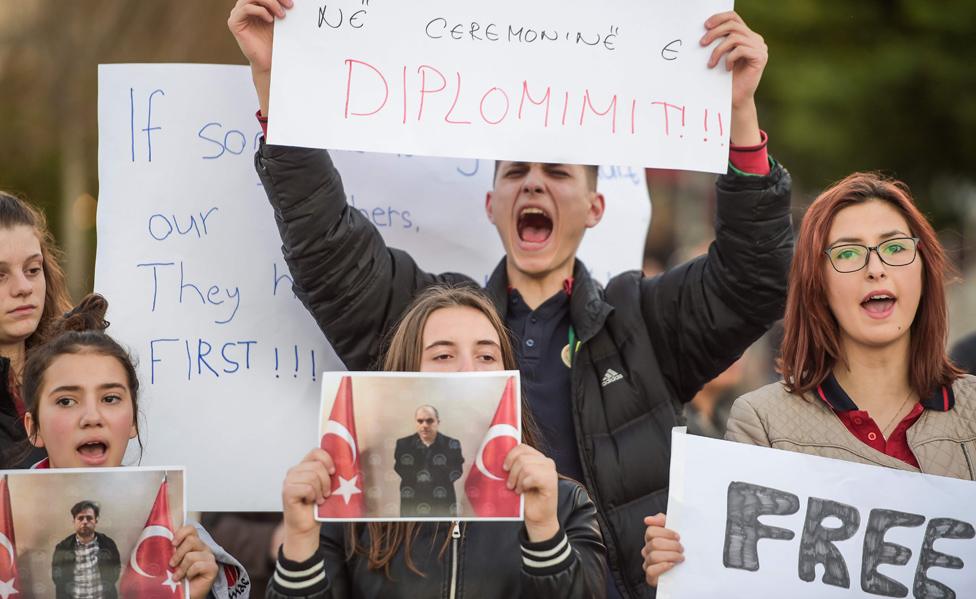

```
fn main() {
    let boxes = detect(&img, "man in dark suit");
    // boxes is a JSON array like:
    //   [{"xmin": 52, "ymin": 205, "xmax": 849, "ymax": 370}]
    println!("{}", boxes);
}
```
[
  {"xmin": 394, "ymin": 405, "xmax": 465, "ymax": 517},
  {"xmin": 51, "ymin": 500, "xmax": 121, "ymax": 599}
]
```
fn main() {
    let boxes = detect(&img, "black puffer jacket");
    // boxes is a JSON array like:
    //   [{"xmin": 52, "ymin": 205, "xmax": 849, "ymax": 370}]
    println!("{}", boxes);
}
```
[
  {"xmin": 256, "ymin": 143, "xmax": 793, "ymax": 598},
  {"xmin": 266, "ymin": 480, "xmax": 605, "ymax": 599}
]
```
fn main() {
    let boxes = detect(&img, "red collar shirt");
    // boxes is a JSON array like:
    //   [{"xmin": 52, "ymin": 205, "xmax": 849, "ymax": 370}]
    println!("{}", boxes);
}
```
[{"xmin": 816, "ymin": 374, "xmax": 954, "ymax": 469}]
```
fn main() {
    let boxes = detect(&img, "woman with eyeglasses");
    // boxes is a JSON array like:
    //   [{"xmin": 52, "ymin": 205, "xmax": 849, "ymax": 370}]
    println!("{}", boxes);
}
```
[{"xmin": 641, "ymin": 172, "xmax": 976, "ymax": 586}]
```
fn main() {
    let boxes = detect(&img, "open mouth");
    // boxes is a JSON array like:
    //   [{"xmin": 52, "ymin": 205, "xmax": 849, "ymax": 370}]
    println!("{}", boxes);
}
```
[
  {"xmin": 517, "ymin": 207, "xmax": 553, "ymax": 245},
  {"xmin": 76, "ymin": 441, "xmax": 109, "ymax": 463},
  {"xmin": 860, "ymin": 293, "xmax": 896, "ymax": 317}
]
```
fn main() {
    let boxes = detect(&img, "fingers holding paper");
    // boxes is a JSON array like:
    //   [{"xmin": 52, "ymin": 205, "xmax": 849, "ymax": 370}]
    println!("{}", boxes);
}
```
[
  {"xmin": 504, "ymin": 443, "xmax": 560, "ymax": 542},
  {"xmin": 280, "ymin": 448, "xmax": 334, "ymax": 561},
  {"xmin": 642, "ymin": 513, "xmax": 685, "ymax": 587},
  {"xmin": 228, "ymin": 0, "xmax": 295, "ymax": 114}
]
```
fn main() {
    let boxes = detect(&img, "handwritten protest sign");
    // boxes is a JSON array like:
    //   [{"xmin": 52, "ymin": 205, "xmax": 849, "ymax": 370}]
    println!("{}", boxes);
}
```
[
  {"xmin": 269, "ymin": 0, "xmax": 735, "ymax": 173},
  {"xmin": 94, "ymin": 64, "xmax": 649, "ymax": 510},
  {"xmin": 658, "ymin": 429, "xmax": 976, "ymax": 599}
]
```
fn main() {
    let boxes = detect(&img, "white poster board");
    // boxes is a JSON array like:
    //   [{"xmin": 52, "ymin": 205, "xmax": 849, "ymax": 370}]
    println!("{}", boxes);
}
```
[
  {"xmin": 659, "ymin": 429, "xmax": 976, "ymax": 599},
  {"xmin": 94, "ymin": 64, "xmax": 650, "ymax": 511},
  {"xmin": 269, "ymin": 0, "xmax": 735, "ymax": 173}
]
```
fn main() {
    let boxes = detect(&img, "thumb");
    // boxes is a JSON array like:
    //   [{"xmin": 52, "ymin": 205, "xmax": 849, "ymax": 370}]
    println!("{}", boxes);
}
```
[{"xmin": 644, "ymin": 513, "xmax": 667, "ymax": 526}]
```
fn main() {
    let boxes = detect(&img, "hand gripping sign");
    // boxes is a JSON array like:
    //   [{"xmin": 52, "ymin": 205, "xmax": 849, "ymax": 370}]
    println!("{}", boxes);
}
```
[{"xmin": 658, "ymin": 430, "xmax": 976, "ymax": 599}]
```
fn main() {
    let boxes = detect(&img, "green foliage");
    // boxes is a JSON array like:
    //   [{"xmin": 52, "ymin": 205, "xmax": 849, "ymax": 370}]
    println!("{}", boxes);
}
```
[{"xmin": 740, "ymin": 0, "xmax": 976, "ymax": 225}]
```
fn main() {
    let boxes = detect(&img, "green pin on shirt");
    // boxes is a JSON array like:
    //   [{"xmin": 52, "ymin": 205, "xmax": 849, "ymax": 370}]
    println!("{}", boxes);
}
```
[{"xmin": 562, "ymin": 326, "xmax": 580, "ymax": 368}]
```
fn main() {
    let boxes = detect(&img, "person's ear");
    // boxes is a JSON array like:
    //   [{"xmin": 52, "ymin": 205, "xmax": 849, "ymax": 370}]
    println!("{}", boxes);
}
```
[
  {"xmin": 24, "ymin": 412, "xmax": 45, "ymax": 448},
  {"xmin": 129, "ymin": 421, "xmax": 137, "ymax": 440},
  {"xmin": 586, "ymin": 192, "xmax": 606, "ymax": 228},
  {"xmin": 485, "ymin": 192, "xmax": 496, "ymax": 224}
]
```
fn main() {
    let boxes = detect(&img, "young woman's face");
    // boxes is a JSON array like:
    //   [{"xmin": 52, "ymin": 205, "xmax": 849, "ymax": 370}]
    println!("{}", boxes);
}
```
[
  {"xmin": 419, "ymin": 306, "xmax": 505, "ymax": 372},
  {"xmin": 0, "ymin": 225, "xmax": 46, "ymax": 346},
  {"xmin": 26, "ymin": 352, "xmax": 136, "ymax": 468},
  {"xmin": 824, "ymin": 200, "xmax": 923, "ymax": 351}
]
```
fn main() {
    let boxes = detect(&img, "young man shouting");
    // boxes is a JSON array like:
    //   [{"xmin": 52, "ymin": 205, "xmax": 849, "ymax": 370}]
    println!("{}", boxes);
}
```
[{"xmin": 231, "ymin": 3, "xmax": 792, "ymax": 596}]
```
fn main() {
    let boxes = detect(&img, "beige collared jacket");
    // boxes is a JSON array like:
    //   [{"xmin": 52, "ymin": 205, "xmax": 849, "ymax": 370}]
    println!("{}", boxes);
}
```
[{"xmin": 725, "ymin": 375, "xmax": 976, "ymax": 480}]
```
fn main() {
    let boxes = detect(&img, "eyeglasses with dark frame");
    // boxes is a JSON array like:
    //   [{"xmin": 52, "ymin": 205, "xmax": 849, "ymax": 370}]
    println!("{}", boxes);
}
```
[{"xmin": 824, "ymin": 236, "xmax": 920, "ymax": 273}]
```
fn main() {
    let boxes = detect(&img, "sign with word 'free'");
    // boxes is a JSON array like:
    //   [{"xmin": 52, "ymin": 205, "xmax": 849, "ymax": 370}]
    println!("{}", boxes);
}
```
[
  {"xmin": 658, "ymin": 429, "xmax": 976, "ymax": 599},
  {"xmin": 95, "ymin": 64, "xmax": 649, "ymax": 511},
  {"xmin": 269, "ymin": 0, "xmax": 735, "ymax": 173}
]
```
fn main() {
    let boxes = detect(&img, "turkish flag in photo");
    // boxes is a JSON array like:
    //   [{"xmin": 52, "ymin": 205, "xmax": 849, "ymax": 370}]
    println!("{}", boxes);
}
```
[
  {"xmin": 119, "ymin": 477, "xmax": 185, "ymax": 598},
  {"xmin": 464, "ymin": 376, "xmax": 522, "ymax": 517},
  {"xmin": 318, "ymin": 375, "xmax": 366, "ymax": 518},
  {"xmin": 0, "ymin": 475, "xmax": 20, "ymax": 599}
]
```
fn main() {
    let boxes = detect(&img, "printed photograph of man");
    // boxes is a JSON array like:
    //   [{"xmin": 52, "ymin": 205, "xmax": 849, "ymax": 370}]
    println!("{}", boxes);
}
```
[
  {"xmin": 51, "ymin": 500, "xmax": 121, "ymax": 599},
  {"xmin": 317, "ymin": 372, "xmax": 520, "ymax": 521},
  {"xmin": 394, "ymin": 405, "xmax": 465, "ymax": 517}
]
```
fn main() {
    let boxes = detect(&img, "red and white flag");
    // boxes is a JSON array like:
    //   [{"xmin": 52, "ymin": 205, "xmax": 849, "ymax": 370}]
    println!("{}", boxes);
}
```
[
  {"xmin": 0, "ymin": 475, "xmax": 19, "ymax": 599},
  {"xmin": 318, "ymin": 376, "xmax": 365, "ymax": 518},
  {"xmin": 119, "ymin": 477, "xmax": 184, "ymax": 598},
  {"xmin": 465, "ymin": 376, "xmax": 521, "ymax": 517}
]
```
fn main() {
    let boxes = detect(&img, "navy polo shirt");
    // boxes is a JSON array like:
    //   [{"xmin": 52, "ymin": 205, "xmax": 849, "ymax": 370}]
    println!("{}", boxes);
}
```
[
  {"xmin": 506, "ymin": 288, "xmax": 585, "ymax": 484},
  {"xmin": 508, "ymin": 284, "xmax": 623, "ymax": 599}
]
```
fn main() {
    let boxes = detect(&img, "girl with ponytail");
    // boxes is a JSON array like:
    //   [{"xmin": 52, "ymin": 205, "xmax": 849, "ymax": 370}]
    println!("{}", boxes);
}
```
[{"xmin": 18, "ymin": 293, "xmax": 252, "ymax": 599}]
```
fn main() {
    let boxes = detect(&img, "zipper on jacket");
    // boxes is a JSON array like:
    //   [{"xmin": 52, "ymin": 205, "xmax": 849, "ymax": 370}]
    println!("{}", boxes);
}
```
[{"xmin": 449, "ymin": 521, "xmax": 461, "ymax": 599}]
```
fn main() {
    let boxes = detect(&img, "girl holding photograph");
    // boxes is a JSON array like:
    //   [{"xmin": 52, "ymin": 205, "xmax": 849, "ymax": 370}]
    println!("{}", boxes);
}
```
[
  {"xmin": 18, "ymin": 293, "xmax": 251, "ymax": 599},
  {"xmin": 0, "ymin": 191, "xmax": 72, "ymax": 468},
  {"xmin": 642, "ymin": 173, "xmax": 976, "ymax": 586},
  {"xmin": 270, "ymin": 286, "xmax": 607, "ymax": 598}
]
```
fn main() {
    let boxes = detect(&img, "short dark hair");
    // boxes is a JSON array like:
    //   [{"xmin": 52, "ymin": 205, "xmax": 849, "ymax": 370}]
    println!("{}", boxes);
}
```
[
  {"xmin": 492, "ymin": 161, "xmax": 599, "ymax": 191},
  {"xmin": 71, "ymin": 500, "xmax": 99, "ymax": 519},
  {"xmin": 415, "ymin": 404, "xmax": 440, "ymax": 420}
]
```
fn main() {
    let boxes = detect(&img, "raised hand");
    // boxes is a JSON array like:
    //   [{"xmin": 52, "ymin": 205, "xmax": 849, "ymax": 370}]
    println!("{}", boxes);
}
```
[
  {"xmin": 280, "ymin": 448, "xmax": 335, "ymax": 561},
  {"xmin": 701, "ymin": 11, "xmax": 768, "ymax": 145},
  {"xmin": 228, "ymin": 0, "xmax": 294, "ymax": 114}
]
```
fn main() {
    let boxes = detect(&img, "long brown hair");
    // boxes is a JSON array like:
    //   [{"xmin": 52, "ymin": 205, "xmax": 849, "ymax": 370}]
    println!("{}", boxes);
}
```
[
  {"xmin": 0, "ymin": 191, "xmax": 73, "ymax": 352},
  {"xmin": 779, "ymin": 172, "xmax": 962, "ymax": 398},
  {"xmin": 349, "ymin": 285, "xmax": 543, "ymax": 578}
]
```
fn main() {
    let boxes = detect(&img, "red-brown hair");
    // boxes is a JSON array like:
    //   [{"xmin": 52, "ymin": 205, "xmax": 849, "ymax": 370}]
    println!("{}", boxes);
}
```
[{"xmin": 779, "ymin": 172, "xmax": 962, "ymax": 399}]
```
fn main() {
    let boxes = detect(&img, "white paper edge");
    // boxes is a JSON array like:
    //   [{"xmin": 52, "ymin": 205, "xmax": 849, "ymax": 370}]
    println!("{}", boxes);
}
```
[{"xmin": 656, "ymin": 426, "xmax": 688, "ymax": 598}]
